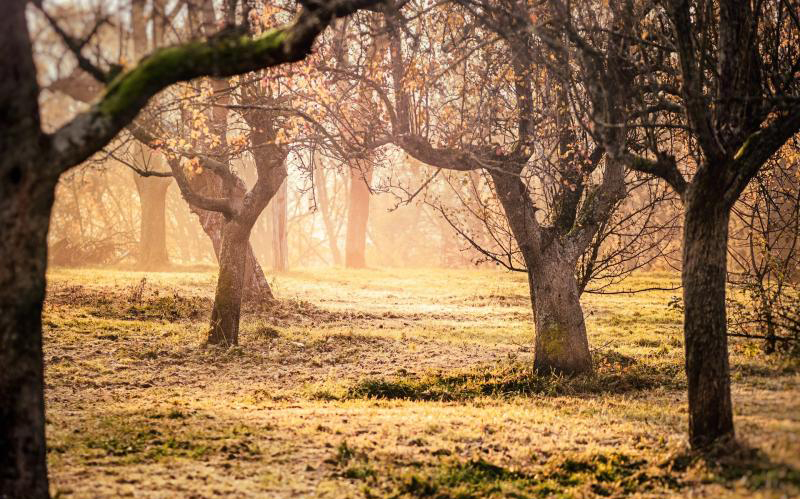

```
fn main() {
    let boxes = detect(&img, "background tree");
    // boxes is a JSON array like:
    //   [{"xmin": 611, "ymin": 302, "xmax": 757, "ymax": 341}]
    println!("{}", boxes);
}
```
[{"xmin": 343, "ymin": 0, "xmax": 644, "ymax": 374}]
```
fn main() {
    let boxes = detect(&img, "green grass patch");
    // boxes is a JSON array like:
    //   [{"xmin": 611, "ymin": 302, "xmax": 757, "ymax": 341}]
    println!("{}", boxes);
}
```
[
  {"xmin": 352, "ymin": 453, "xmax": 678, "ymax": 498},
  {"xmin": 342, "ymin": 351, "xmax": 683, "ymax": 402}
]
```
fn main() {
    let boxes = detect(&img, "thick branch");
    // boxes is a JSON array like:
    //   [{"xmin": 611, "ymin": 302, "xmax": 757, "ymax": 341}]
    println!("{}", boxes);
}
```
[
  {"xmin": 46, "ymin": 0, "xmax": 384, "ymax": 175},
  {"xmin": 395, "ymin": 134, "xmax": 491, "ymax": 172},
  {"xmin": 624, "ymin": 152, "xmax": 687, "ymax": 200},
  {"xmin": 167, "ymin": 156, "xmax": 237, "ymax": 218},
  {"xmin": 725, "ymin": 104, "xmax": 800, "ymax": 205}
]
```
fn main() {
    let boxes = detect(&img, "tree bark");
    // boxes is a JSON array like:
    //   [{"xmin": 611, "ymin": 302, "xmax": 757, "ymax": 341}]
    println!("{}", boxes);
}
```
[
  {"xmin": 345, "ymin": 159, "xmax": 373, "ymax": 268},
  {"xmin": 207, "ymin": 223, "xmax": 249, "ymax": 346},
  {"xmin": 491, "ymin": 168, "xmax": 593, "ymax": 375},
  {"xmin": 527, "ymin": 246, "xmax": 593, "ymax": 374},
  {"xmin": 0, "ymin": 1, "xmax": 53, "ymax": 496},
  {"xmin": 134, "ymin": 174, "xmax": 171, "ymax": 270},
  {"xmin": 0, "ymin": 184, "xmax": 53, "ymax": 499},
  {"xmin": 0, "ymin": 182, "xmax": 55, "ymax": 499},
  {"xmin": 682, "ymin": 188, "xmax": 735, "ymax": 447},
  {"xmin": 194, "ymin": 205, "xmax": 273, "ymax": 301}
]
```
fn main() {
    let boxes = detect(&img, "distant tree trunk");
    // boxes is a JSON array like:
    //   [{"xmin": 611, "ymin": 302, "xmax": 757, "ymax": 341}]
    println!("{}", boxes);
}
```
[
  {"xmin": 271, "ymin": 178, "xmax": 288, "ymax": 271},
  {"xmin": 134, "ymin": 174, "xmax": 171, "ymax": 270},
  {"xmin": 682, "ymin": 186, "xmax": 734, "ymax": 447},
  {"xmin": 314, "ymin": 156, "xmax": 342, "ymax": 265},
  {"xmin": 345, "ymin": 159, "xmax": 373, "ymax": 268},
  {"xmin": 207, "ymin": 222, "xmax": 249, "ymax": 345}
]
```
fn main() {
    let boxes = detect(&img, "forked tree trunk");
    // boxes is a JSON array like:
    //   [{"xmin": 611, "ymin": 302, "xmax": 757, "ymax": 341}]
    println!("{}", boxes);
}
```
[
  {"xmin": 207, "ymin": 222, "xmax": 249, "ymax": 346},
  {"xmin": 134, "ymin": 174, "xmax": 171, "ymax": 270},
  {"xmin": 491, "ymin": 168, "xmax": 593, "ymax": 375},
  {"xmin": 345, "ymin": 160, "xmax": 373, "ymax": 268},
  {"xmin": 0, "ymin": 173, "xmax": 56, "ymax": 499},
  {"xmin": 682, "ymin": 191, "xmax": 735, "ymax": 447},
  {"xmin": 196, "ymin": 209, "xmax": 273, "ymax": 301},
  {"xmin": 527, "ymin": 246, "xmax": 592, "ymax": 374}
]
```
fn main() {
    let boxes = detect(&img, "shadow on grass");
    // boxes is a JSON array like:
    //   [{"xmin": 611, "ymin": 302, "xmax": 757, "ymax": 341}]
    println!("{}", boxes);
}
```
[
  {"xmin": 336, "ymin": 351, "xmax": 684, "ymax": 401},
  {"xmin": 665, "ymin": 438, "xmax": 800, "ymax": 493},
  {"xmin": 336, "ymin": 440, "xmax": 800, "ymax": 498}
]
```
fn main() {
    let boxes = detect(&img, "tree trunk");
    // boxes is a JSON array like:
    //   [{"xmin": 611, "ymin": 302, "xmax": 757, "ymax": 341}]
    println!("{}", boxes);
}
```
[
  {"xmin": 271, "ymin": 178, "xmax": 288, "ymax": 271},
  {"xmin": 243, "ymin": 242, "xmax": 272, "ymax": 300},
  {"xmin": 314, "ymin": 159, "xmax": 342, "ymax": 265},
  {"xmin": 134, "ymin": 174, "xmax": 171, "ymax": 270},
  {"xmin": 527, "ymin": 246, "xmax": 593, "ymax": 374},
  {"xmin": 682, "ymin": 193, "xmax": 735, "ymax": 447},
  {"xmin": 490, "ymin": 168, "xmax": 593, "ymax": 375},
  {"xmin": 196, "ymin": 209, "xmax": 273, "ymax": 301},
  {"xmin": 345, "ymin": 159, "xmax": 373, "ymax": 268},
  {"xmin": 0, "ymin": 174, "xmax": 56, "ymax": 499},
  {"xmin": 207, "ymin": 222, "xmax": 249, "ymax": 346},
  {"xmin": 1, "ymin": 1, "xmax": 52, "ymax": 494}
]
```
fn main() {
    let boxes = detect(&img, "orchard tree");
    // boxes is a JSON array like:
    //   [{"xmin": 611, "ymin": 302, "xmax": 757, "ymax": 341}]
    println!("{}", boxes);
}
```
[
  {"xmin": 0, "ymin": 0, "xmax": 382, "ymax": 497},
  {"xmin": 347, "ymin": 0, "xmax": 636, "ymax": 374},
  {"xmin": 552, "ymin": 0, "xmax": 800, "ymax": 447}
]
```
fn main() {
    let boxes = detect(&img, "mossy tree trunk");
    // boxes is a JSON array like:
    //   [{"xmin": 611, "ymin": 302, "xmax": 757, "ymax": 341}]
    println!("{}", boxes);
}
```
[
  {"xmin": 527, "ymin": 247, "xmax": 592, "ymax": 374},
  {"xmin": 490, "ymin": 166, "xmax": 599, "ymax": 375}
]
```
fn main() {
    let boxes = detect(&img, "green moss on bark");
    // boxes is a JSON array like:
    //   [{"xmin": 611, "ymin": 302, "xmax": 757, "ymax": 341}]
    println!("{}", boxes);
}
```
[{"xmin": 98, "ymin": 28, "xmax": 288, "ymax": 118}]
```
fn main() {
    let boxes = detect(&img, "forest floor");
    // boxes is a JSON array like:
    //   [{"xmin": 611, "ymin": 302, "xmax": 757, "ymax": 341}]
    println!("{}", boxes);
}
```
[{"xmin": 43, "ymin": 267, "xmax": 800, "ymax": 499}]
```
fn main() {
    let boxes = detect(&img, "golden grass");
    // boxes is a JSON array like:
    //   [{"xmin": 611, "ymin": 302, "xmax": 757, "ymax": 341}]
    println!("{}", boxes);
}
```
[{"xmin": 43, "ymin": 267, "xmax": 800, "ymax": 498}]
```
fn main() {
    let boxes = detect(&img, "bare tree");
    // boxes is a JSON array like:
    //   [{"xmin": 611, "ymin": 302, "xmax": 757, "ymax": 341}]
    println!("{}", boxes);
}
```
[
  {"xmin": 557, "ymin": 0, "xmax": 800, "ymax": 447},
  {"xmin": 0, "ymin": 1, "xmax": 382, "ymax": 496}
]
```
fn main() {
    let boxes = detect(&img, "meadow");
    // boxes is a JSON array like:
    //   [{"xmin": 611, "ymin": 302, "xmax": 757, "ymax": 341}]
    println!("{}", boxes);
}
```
[{"xmin": 43, "ymin": 267, "xmax": 800, "ymax": 498}]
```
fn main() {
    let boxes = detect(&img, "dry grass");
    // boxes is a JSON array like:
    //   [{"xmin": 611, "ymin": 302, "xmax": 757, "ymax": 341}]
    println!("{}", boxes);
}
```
[{"xmin": 42, "ymin": 267, "xmax": 800, "ymax": 498}]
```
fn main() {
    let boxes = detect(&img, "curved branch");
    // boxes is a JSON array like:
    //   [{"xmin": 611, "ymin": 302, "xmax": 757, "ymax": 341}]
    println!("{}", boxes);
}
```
[
  {"xmin": 47, "ymin": 0, "xmax": 384, "ymax": 175},
  {"xmin": 624, "ymin": 152, "xmax": 687, "ymax": 200}
]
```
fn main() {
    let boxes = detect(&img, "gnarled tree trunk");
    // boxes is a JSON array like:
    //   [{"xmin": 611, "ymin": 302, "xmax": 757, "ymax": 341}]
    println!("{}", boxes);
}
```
[
  {"xmin": 491, "ymin": 167, "xmax": 594, "ymax": 375},
  {"xmin": 527, "ymin": 246, "xmax": 592, "ymax": 374},
  {"xmin": 682, "ymin": 187, "xmax": 734, "ymax": 447}
]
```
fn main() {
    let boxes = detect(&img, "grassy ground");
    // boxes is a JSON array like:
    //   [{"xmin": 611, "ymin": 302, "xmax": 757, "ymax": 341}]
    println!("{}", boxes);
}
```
[{"xmin": 43, "ymin": 267, "xmax": 800, "ymax": 498}]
